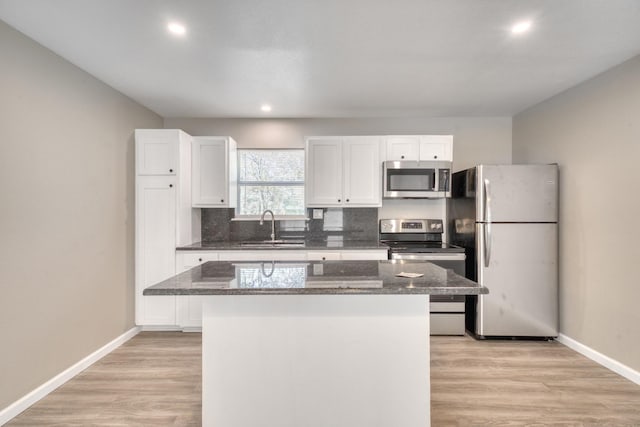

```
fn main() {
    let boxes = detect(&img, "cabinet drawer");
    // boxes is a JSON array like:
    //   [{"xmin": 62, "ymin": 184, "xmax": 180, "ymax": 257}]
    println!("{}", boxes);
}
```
[
  {"xmin": 430, "ymin": 313, "xmax": 465, "ymax": 336},
  {"xmin": 340, "ymin": 250, "xmax": 388, "ymax": 260},
  {"xmin": 430, "ymin": 301, "xmax": 465, "ymax": 313},
  {"xmin": 218, "ymin": 250, "xmax": 307, "ymax": 261},
  {"xmin": 176, "ymin": 251, "xmax": 219, "ymax": 273},
  {"xmin": 307, "ymin": 251, "xmax": 341, "ymax": 261}
]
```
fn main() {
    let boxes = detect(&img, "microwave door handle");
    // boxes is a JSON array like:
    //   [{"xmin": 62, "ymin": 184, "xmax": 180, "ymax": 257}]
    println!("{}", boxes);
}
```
[{"xmin": 483, "ymin": 178, "xmax": 492, "ymax": 267}]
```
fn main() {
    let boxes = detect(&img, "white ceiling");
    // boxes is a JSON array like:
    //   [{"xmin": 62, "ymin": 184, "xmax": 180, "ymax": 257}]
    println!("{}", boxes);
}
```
[{"xmin": 1, "ymin": 0, "xmax": 639, "ymax": 118}]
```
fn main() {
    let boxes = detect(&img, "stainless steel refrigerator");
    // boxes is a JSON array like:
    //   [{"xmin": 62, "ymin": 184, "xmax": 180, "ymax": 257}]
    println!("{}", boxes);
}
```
[{"xmin": 448, "ymin": 164, "xmax": 558, "ymax": 338}]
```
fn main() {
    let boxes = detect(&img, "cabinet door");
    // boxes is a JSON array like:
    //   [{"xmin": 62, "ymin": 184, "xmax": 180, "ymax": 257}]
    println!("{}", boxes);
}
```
[
  {"xmin": 305, "ymin": 138, "xmax": 343, "ymax": 206},
  {"xmin": 135, "ymin": 130, "xmax": 178, "ymax": 176},
  {"xmin": 192, "ymin": 138, "xmax": 228, "ymax": 207},
  {"xmin": 135, "ymin": 176, "xmax": 177, "ymax": 326},
  {"xmin": 385, "ymin": 136, "xmax": 420, "ymax": 160},
  {"xmin": 343, "ymin": 137, "xmax": 382, "ymax": 206},
  {"xmin": 176, "ymin": 251, "xmax": 219, "ymax": 330},
  {"xmin": 419, "ymin": 135, "xmax": 453, "ymax": 161}
]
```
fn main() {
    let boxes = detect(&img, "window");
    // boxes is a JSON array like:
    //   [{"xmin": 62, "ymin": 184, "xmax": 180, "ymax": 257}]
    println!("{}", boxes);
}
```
[{"xmin": 237, "ymin": 149, "xmax": 305, "ymax": 216}]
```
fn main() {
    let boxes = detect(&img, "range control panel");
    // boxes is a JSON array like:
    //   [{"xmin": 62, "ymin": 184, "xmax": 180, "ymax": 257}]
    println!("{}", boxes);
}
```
[{"xmin": 380, "ymin": 219, "xmax": 443, "ymax": 234}]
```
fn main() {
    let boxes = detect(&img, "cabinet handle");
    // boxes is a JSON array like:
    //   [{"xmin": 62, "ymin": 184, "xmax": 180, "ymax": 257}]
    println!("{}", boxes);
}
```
[
  {"xmin": 346, "ymin": 199, "xmax": 350, "ymax": 202},
  {"xmin": 401, "ymin": 155, "xmax": 405, "ymax": 159},
  {"xmin": 169, "ymin": 184, "xmax": 173, "ymax": 188},
  {"xmin": 338, "ymin": 199, "xmax": 341, "ymax": 202},
  {"xmin": 322, "ymin": 257, "xmax": 326, "ymax": 261},
  {"xmin": 198, "ymin": 258, "xmax": 203, "ymax": 262},
  {"xmin": 169, "ymin": 168, "xmax": 173, "ymax": 173},
  {"xmin": 434, "ymin": 155, "xmax": 438, "ymax": 159},
  {"xmin": 220, "ymin": 199, "xmax": 224, "ymax": 203}
]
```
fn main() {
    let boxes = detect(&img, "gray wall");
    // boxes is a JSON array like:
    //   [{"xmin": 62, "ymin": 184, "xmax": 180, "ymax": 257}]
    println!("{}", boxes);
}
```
[
  {"xmin": 513, "ymin": 55, "xmax": 640, "ymax": 372},
  {"xmin": 0, "ymin": 21, "xmax": 162, "ymax": 408}
]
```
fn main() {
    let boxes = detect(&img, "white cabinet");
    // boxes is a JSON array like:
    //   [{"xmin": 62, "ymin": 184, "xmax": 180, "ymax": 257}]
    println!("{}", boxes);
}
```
[
  {"xmin": 135, "ymin": 129, "xmax": 197, "ymax": 328},
  {"xmin": 306, "ymin": 137, "xmax": 382, "ymax": 207},
  {"xmin": 218, "ymin": 250, "xmax": 307, "ymax": 262},
  {"xmin": 419, "ymin": 135, "xmax": 453, "ymax": 161},
  {"xmin": 135, "ymin": 176, "xmax": 178, "ymax": 326},
  {"xmin": 385, "ymin": 136, "xmax": 421, "ymax": 161},
  {"xmin": 307, "ymin": 251, "xmax": 341, "ymax": 261},
  {"xmin": 305, "ymin": 138, "xmax": 343, "ymax": 206},
  {"xmin": 340, "ymin": 250, "xmax": 388, "ymax": 260},
  {"xmin": 135, "ymin": 129, "xmax": 184, "ymax": 175},
  {"xmin": 175, "ymin": 251, "xmax": 219, "ymax": 330},
  {"xmin": 385, "ymin": 135, "xmax": 453, "ymax": 162},
  {"xmin": 343, "ymin": 137, "xmax": 383, "ymax": 206},
  {"xmin": 191, "ymin": 136, "xmax": 237, "ymax": 207}
]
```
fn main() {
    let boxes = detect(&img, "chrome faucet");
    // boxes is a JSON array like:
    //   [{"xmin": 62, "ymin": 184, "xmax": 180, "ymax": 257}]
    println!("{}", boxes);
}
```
[{"xmin": 260, "ymin": 209, "xmax": 276, "ymax": 243}]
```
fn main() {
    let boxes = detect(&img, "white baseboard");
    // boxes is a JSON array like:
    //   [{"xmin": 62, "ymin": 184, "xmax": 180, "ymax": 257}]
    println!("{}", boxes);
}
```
[
  {"xmin": 140, "ymin": 325, "xmax": 182, "ymax": 332},
  {"xmin": 0, "ymin": 326, "xmax": 141, "ymax": 425},
  {"xmin": 556, "ymin": 333, "xmax": 640, "ymax": 385}
]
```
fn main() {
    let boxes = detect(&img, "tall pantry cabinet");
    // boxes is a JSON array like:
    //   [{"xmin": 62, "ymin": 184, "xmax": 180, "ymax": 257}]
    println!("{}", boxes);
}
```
[{"xmin": 135, "ymin": 129, "xmax": 200, "ymax": 327}]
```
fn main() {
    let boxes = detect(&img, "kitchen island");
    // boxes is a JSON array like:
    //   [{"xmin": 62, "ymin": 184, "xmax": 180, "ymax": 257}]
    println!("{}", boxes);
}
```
[{"xmin": 144, "ymin": 260, "xmax": 487, "ymax": 427}]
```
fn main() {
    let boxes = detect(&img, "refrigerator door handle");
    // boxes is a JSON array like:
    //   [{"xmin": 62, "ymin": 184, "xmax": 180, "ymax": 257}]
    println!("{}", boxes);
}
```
[
  {"xmin": 484, "ymin": 178, "xmax": 491, "ymax": 223},
  {"xmin": 484, "ymin": 179, "xmax": 492, "ymax": 267}
]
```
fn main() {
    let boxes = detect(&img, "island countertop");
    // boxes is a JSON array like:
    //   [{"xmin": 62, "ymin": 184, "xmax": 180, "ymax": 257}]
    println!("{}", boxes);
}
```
[{"xmin": 143, "ymin": 260, "xmax": 488, "ymax": 296}]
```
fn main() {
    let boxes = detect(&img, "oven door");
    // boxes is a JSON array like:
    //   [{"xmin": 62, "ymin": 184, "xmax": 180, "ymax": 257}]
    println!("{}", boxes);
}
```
[
  {"xmin": 392, "ymin": 252, "xmax": 466, "ymax": 335},
  {"xmin": 390, "ymin": 252, "xmax": 465, "ymax": 275}
]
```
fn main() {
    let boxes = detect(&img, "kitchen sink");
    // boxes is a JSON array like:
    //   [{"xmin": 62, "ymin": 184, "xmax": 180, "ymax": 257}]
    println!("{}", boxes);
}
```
[{"xmin": 239, "ymin": 239, "xmax": 306, "ymax": 248}]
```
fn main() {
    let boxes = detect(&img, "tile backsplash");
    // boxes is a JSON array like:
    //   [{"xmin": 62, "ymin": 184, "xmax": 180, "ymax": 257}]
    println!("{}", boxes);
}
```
[{"xmin": 200, "ymin": 208, "xmax": 379, "ymax": 243}]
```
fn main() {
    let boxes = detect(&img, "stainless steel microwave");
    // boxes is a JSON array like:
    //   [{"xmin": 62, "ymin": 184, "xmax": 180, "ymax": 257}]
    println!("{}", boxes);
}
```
[{"xmin": 383, "ymin": 160, "xmax": 452, "ymax": 198}]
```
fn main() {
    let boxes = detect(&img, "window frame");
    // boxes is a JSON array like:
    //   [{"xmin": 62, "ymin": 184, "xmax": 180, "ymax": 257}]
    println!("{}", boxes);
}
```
[{"xmin": 235, "ymin": 148, "xmax": 306, "ymax": 219}]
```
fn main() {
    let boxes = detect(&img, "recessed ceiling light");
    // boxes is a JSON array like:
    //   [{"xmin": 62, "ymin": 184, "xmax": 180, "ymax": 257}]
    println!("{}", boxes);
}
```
[
  {"xmin": 511, "ymin": 20, "xmax": 532, "ymax": 35},
  {"xmin": 261, "ymin": 104, "xmax": 272, "ymax": 112},
  {"xmin": 168, "ymin": 22, "xmax": 186, "ymax": 36}
]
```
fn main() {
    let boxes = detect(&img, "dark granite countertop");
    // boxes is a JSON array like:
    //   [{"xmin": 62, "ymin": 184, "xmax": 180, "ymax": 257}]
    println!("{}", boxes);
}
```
[
  {"xmin": 176, "ymin": 239, "xmax": 388, "ymax": 251},
  {"xmin": 143, "ymin": 260, "xmax": 488, "ymax": 296}
]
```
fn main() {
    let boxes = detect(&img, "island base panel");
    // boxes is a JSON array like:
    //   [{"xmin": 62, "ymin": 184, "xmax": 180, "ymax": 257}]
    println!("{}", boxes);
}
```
[{"xmin": 202, "ymin": 294, "xmax": 430, "ymax": 427}]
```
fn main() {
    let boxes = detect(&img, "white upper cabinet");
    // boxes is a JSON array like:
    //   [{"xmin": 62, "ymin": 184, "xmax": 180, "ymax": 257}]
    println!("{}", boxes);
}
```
[
  {"xmin": 385, "ymin": 136, "xmax": 421, "ymax": 161},
  {"xmin": 305, "ymin": 138, "xmax": 344, "ymax": 206},
  {"xmin": 306, "ymin": 137, "xmax": 382, "ymax": 207},
  {"xmin": 191, "ymin": 136, "xmax": 237, "ymax": 207},
  {"xmin": 418, "ymin": 135, "xmax": 453, "ymax": 161},
  {"xmin": 343, "ymin": 137, "xmax": 383, "ymax": 206},
  {"xmin": 135, "ymin": 129, "xmax": 188, "ymax": 175},
  {"xmin": 385, "ymin": 135, "xmax": 453, "ymax": 162}
]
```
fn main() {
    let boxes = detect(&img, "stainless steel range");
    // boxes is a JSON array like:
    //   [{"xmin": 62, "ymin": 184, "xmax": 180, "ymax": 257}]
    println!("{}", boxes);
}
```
[{"xmin": 380, "ymin": 218, "xmax": 466, "ymax": 335}]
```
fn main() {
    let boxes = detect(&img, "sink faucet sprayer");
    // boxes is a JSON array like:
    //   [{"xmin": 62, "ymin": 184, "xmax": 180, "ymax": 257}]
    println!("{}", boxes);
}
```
[{"xmin": 260, "ymin": 209, "xmax": 276, "ymax": 243}]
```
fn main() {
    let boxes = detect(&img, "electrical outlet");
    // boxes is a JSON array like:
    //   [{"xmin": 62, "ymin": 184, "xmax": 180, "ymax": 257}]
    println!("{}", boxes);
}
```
[{"xmin": 312, "ymin": 209, "xmax": 324, "ymax": 219}]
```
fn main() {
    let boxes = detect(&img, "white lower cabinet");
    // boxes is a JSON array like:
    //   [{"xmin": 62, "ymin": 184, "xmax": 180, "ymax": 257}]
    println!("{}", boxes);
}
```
[
  {"xmin": 340, "ymin": 250, "xmax": 388, "ymax": 260},
  {"xmin": 306, "ymin": 251, "xmax": 341, "ymax": 261},
  {"xmin": 174, "ymin": 248, "xmax": 389, "ymax": 329},
  {"xmin": 175, "ymin": 251, "xmax": 219, "ymax": 330}
]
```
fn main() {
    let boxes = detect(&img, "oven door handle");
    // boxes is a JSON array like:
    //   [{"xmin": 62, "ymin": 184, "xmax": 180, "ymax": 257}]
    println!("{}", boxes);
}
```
[{"xmin": 391, "ymin": 253, "xmax": 466, "ymax": 261}]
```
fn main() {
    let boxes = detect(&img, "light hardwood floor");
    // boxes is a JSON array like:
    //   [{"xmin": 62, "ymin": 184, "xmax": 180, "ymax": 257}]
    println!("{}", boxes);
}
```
[{"xmin": 7, "ymin": 332, "xmax": 640, "ymax": 426}]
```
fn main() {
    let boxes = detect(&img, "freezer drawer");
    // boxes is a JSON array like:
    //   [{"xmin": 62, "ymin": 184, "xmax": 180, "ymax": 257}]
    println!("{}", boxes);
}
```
[{"xmin": 475, "ymin": 222, "xmax": 558, "ymax": 337}]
